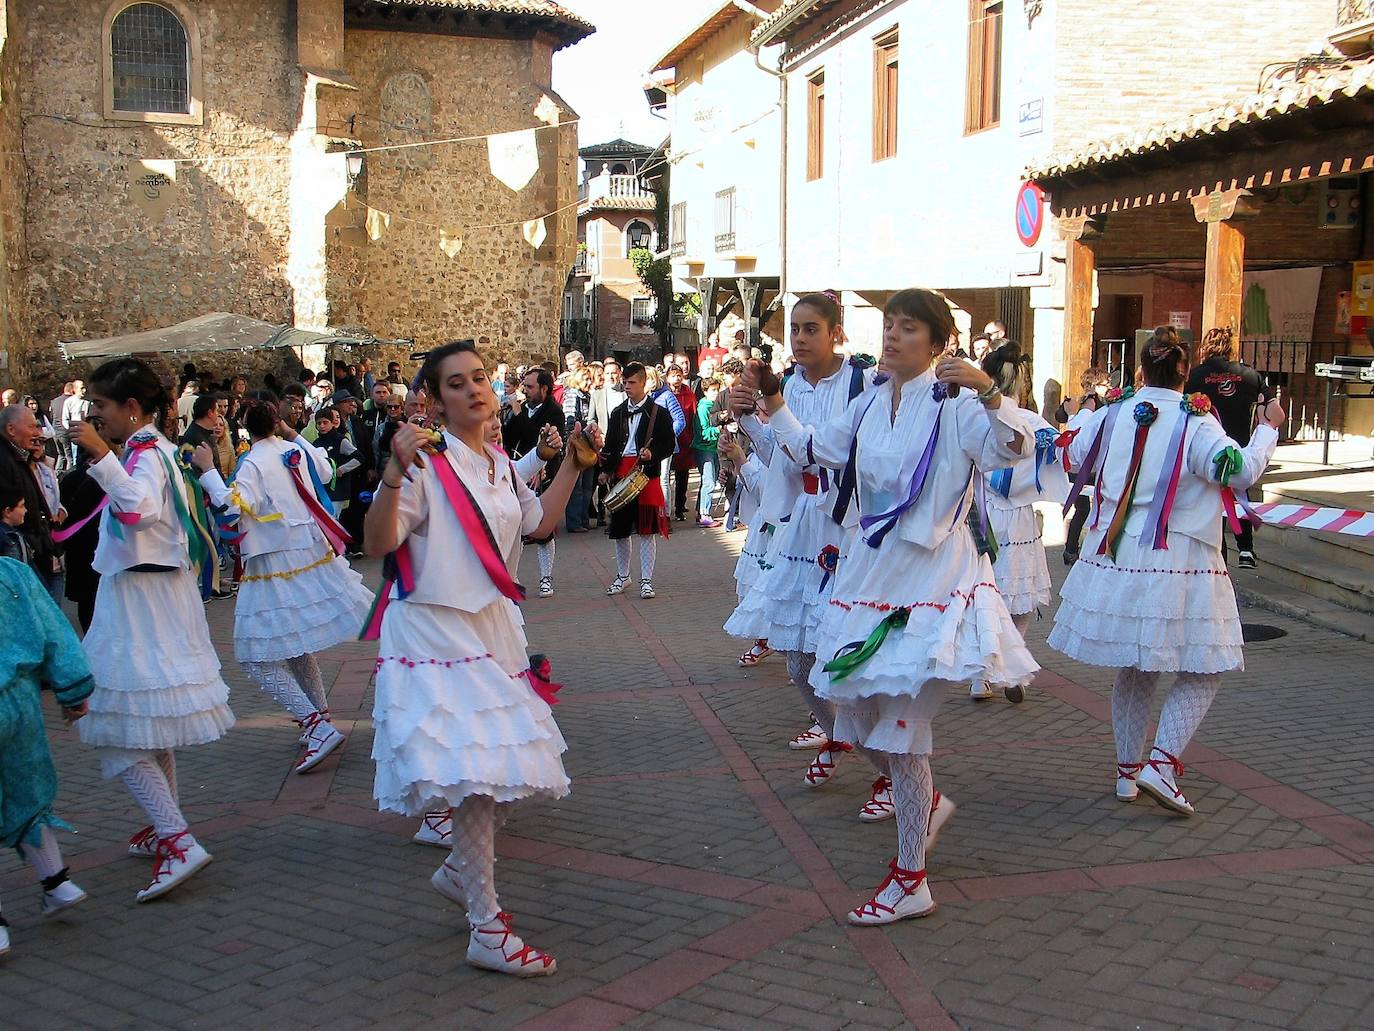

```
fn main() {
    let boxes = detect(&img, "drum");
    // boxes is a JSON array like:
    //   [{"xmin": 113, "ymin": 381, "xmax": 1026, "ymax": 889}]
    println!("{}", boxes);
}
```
[{"xmin": 605, "ymin": 468, "xmax": 649, "ymax": 513}]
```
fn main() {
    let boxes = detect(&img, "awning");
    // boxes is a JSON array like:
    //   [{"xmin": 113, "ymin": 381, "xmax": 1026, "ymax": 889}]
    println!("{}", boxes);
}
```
[{"xmin": 59, "ymin": 313, "xmax": 378, "ymax": 361}]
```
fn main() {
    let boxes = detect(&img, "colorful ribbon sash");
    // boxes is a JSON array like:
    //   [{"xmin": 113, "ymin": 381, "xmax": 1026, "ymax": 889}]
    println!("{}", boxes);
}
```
[
  {"xmin": 525, "ymin": 653, "xmax": 562, "ymax": 706},
  {"xmin": 822, "ymin": 607, "xmax": 911, "ymax": 684},
  {"xmin": 1098, "ymin": 402, "xmax": 1158, "ymax": 561},
  {"xmin": 1062, "ymin": 390, "xmax": 1130, "ymax": 522},
  {"xmin": 817, "ymin": 544, "xmax": 840, "ymax": 591},
  {"xmin": 858, "ymin": 384, "xmax": 947, "ymax": 549},
  {"xmin": 283, "ymin": 448, "xmax": 351, "ymax": 557},
  {"xmin": 359, "ymin": 443, "xmax": 525, "ymax": 642},
  {"xmin": 51, "ymin": 436, "xmax": 159, "ymax": 543}
]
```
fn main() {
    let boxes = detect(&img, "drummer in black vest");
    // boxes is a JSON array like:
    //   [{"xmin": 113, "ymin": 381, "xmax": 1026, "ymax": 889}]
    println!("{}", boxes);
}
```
[{"xmin": 598, "ymin": 362, "xmax": 676, "ymax": 600}]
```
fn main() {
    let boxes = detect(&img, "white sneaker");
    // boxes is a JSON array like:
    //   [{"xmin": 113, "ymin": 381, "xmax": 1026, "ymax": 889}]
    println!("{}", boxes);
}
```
[
  {"xmin": 1137, "ymin": 749, "xmax": 1194, "ymax": 815},
  {"xmin": 969, "ymin": 680, "xmax": 994, "ymax": 701},
  {"xmin": 431, "ymin": 860, "xmax": 465, "ymax": 906},
  {"xmin": 296, "ymin": 717, "xmax": 345, "ymax": 774},
  {"xmin": 467, "ymin": 913, "xmax": 557, "ymax": 977},
  {"xmin": 0, "ymin": 921, "xmax": 9, "ymax": 956},
  {"xmin": 41, "ymin": 879, "xmax": 87, "ymax": 917},
  {"xmin": 788, "ymin": 721, "xmax": 828, "ymax": 750},
  {"xmin": 136, "ymin": 834, "xmax": 213, "ymax": 903},
  {"xmin": 413, "ymin": 811, "xmax": 452, "ymax": 848},
  {"xmin": 639, "ymin": 579, "xmax": 656, "ymax": 599},
  {"xmin": 927, "ymin": 792, "xmax": 957, "ymax": 850},
  {"xmin": 848, "ymin": 862, "xmax": 936, "ymax": 926},
  {"xmin": 538, "ymin": 577, "xmax": 554, "ymax": 598}
]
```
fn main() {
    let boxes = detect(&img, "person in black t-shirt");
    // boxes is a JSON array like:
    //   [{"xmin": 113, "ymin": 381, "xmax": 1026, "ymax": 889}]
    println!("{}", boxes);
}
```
[{"xmin": 1185, "ymin": 327, "xmax": 1269, "ymax": 568}]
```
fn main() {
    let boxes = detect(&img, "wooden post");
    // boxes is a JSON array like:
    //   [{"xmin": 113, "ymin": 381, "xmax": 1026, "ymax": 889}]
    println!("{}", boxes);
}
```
[
  {"xmin": 1059, "ymin": 214, "xmax": 1103, "ymax": 393},
  {"xmin": 1192, "ymin": 189, "xmax": 1258, "ymax": 339}
]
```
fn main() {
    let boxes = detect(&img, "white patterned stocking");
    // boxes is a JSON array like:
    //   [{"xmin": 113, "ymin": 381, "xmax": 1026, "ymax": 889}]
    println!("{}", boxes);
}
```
[
  {"xmin": 1154, "ymin": 673, "xmax": 1223, "ymax": 759},
  {"xmin": 887, "ymin": 753, "xmax": 933, "ymax": 872},
  {"xmin": 154, "ymin": 749, "xmax": 179, "ymax": 807},
  {"xmin": 119, "ymin": 756, "xmax": 190, "ymax": 838},
  {"xmin": 450, "ymin": 795, "xmax": 501, "ymax": 929},
  {"xmin": 245, "ymin": 661, "xmax": 318, "ymax": 723},
  {"xmin": 1111, "ymin": 666, "xmax": 1160, "ymax": 767},
  {"xmin": 18, "ymin": 825, "xmax": 65, "ymax": 881},
  {"xmin": 537, "ymin": 540, "xmax": 556, "ymax": 580},
  {"xmin": 286, "ymin": 654, "xmax": 329, "ymax": 714},
  {"xmin": 638, "ymin": 536, "xmax": 657, "ymax": 581},
  {"xmin": 615, "ymin": 539, "xmax": 632, "ymax": 579}
]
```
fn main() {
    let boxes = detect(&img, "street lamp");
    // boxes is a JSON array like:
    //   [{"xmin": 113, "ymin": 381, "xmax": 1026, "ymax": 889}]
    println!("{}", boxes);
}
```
[{"xmin": 345, "ymin": 151, "xmax": 365, "ymax": 183}]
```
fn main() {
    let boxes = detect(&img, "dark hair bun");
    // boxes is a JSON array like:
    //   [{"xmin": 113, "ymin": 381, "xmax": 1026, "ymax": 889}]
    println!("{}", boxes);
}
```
[
  {"xmin": 241, "ymin": 389, "xmax": 281, "ymax": 439},
  {"xmin": 981, "ymin": 340, "xmax": 1031, "ymax": 395}
]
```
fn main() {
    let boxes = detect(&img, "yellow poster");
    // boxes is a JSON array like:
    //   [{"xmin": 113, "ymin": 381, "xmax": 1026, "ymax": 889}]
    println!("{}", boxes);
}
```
[{"xmin": 1351, "ymin": 260, "xmax": 1374, "ymax": 317}]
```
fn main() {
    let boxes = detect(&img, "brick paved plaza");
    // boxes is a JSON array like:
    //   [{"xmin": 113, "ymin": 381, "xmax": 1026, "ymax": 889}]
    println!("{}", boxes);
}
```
[{"xmin": 3, "ymin": 526, "xmax": 1374, "ymax": 1030}]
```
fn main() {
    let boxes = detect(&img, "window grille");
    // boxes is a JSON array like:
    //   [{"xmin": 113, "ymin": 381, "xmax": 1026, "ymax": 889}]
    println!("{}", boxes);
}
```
[{"xmin": 111, "ymin": 3, "xmax": 191, "ymax": 114}]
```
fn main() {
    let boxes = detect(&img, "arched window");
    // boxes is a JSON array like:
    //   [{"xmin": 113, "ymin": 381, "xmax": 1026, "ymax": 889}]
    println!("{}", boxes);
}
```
[
  {"xmin": 104, "ymin": 1, "xmax": 203, "ymax": 124},
  {"xmin": 609, "ymin": 163, "xmax": 629, "ymax": 175},
  {"xmin": 625, "ymin": 220, "xmax": 653, "ymax": 253}
]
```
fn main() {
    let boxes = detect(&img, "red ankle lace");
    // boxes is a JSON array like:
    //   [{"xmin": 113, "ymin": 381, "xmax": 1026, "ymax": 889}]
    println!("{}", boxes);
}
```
[
  {"xmin": 853, "ymin": 859, "xmax": 927, "ymax": 919},
  {"xmin": 475, "ymin": 912, "xmax": 554, "ymax": 970}
]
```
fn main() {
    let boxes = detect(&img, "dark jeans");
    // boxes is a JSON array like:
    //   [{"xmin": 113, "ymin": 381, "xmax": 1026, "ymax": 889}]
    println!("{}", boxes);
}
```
[
  {"xmin": 1222, "ymin": 517, "xmax": 1254, "ymax": 559},
  {"xmin": 566, "ymin": 468, "xmax": 594, "ymax": 531},
  {"xmin": 1065, "ymin": 495, "xmax": 1091, "ymax": 556},
  {"xmin": 673, "ymin": 467, "xmax": 690, "ymax": 519}
]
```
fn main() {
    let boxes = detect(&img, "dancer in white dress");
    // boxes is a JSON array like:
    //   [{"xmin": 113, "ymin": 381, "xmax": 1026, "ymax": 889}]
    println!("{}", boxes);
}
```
[
  {"xmin": 734, "ymin": 289, "xmax": 1036, "ymax": 925},
  {"xmin": 971, "ymin": 341, "xmax": 1070, "ymax": 703},
  {"xmin": 1048, "ymin": 328, "xmax": 1284, "ymax": 814},
  {"xmin": 192, "ymin": 392, "xmax": 373, "ymax": 772},
  {"xmin": 719, "ymin": 428, "xmax": 774, "ymax": 668},
  {"xmin": 726, "ymin": 293, "xmax": 877, "ymax": 786},
  {"xmin": 363, "ymin": 340, "xmax": 597, "ymax": 977},
  {"xmin": 411, "ymin": 410, "xmax": 568, "ymax": 851},
  {"xmin": 68, "ymin": 358, "xmax": 235, "ymax": 902}
]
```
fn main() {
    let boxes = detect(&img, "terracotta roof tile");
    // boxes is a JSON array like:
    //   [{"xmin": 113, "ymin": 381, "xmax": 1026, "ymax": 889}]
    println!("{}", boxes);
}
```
[{"xmin": 357, "ymin": 0, "xmax": 594, "ymax": 46}]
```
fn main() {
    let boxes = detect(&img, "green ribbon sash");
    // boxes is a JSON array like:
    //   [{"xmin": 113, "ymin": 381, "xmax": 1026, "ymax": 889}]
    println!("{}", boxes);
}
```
[{"xmin": 822, "ymin": 607, "xmax": 911, "ymax": 684}]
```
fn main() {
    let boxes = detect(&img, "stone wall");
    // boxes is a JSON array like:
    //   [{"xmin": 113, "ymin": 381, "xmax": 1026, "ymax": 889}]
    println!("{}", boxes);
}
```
[
  {"xmin": 0, "ymin": 0, "xmax": 27, "ymax": 392},
  {"xmin": 17, "ymin": 0, "xmax": 299, "ymax": 395},
  {"xmin": 5, "ymin": 1, "xmax": 580, "ymax": 396},
  {"xmin": 329, "ymin": 29, "xmax": 578, "ymax": 371}
]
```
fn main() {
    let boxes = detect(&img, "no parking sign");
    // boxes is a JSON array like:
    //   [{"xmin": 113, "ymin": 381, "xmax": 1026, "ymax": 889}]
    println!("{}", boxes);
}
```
[{"xmin": 1015, "ymin": 181, "xmax": 1045, "ymax": 247}]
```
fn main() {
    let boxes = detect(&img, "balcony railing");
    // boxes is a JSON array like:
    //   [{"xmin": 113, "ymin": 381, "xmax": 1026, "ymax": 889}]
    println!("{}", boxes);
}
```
[
  {"xmin": 578, "ymin": 173, "xmax": 655, "ymax": 206},
  {"xmin": 572, "ymin": 251, "xmax": 588, "ymax": 275},
  {"xmin": 560, "ymin": 318, "xmax": 593, "ymax": 348},
  {"xmin": 715, "ymin": 187, "xmax": 737, "ymax": 254},
  {"xmin": 1339, "ymin": 0, "xmax": 1374, "ymax": 26}
]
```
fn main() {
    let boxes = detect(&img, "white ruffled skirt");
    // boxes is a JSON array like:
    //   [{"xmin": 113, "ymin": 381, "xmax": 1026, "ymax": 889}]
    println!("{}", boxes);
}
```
[
  {"xmin": 371, "ymin": 598, "xmax": 569, "ymax": 816},
  {"xmin": 725, "ymin": 496, "xmax": 843, "ymax": 653},
  {"xmin": 79, "ymin": 569, "xmax": 235, "ymax": 778},
  {"xmin": 234, "ymin": 544, "xmax": 374, "ymax": 662},
  {"xmin": 1048, "ymin": 526, "xmax": 1243, "ymax": 673},
  {"xmin": 733, "ymin": 519, "xmax": 773, "ymax": 601},
  {"xmin": 810, "ymin": 528, "xmax": 1038, "ymax": 755},
  {"xmin": 989, "ymin": 504, "xmax": 1052, "ymax": 615}
]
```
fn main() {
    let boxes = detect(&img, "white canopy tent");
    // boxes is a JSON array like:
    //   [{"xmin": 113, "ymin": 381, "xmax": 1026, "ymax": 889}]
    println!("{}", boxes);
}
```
[{"xmin": 58, "ymin": 313, "xmax": 385, "ymax": 361}]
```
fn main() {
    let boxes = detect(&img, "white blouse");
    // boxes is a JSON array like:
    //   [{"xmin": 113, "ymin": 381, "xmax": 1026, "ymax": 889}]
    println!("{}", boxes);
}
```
[
  {"xmin": 1064, "ymin": 386, "xmax": 1277, "ymax": 547},
  {"xmin": 389, "ymin": 431, "xmax": 545, "ymax": 612},
  {"xmin": 89, "ymin": 429, "xmax": 193, "ymax": 575},
  {"xmin": 741, "ymin": 360, "xmax": 876, "ymax": 527},
  {"xmin": 768, "ymin": 369, "xmax": 1033, "ymax": 551},
  {"xmin": 199, "ymin": 436, "xmax": 338, "ymax": 560}
]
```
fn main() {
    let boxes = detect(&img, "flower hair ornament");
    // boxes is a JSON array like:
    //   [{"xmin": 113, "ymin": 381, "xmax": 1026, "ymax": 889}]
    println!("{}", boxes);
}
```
[
  {"xmin": 1181, "ymin": 392, "xmax": 1212, "ymax": 417},
  {"xmin": 1104, "ymin": 384, "xmax": 1135, "ymax": 406}
]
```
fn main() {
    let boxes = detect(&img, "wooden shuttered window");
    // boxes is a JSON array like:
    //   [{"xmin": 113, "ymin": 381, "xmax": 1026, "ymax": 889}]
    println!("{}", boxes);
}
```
[
  {"xmin": 965, "ymin": 0, "xmax": 1003, "ymax": 134},
  {"xmin": 872, "ymin": 31, "xmax": 898, "ymax": 162},
  {"xmin": 807, "ymin": 70, "xmax": 825, "ymax": 180}
]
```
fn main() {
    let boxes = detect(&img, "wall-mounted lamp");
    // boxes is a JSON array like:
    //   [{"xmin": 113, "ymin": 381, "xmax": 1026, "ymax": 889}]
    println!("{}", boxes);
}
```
[{"xmin": 345, "ymin": 151, "xmax": 365, "ymax": 182}]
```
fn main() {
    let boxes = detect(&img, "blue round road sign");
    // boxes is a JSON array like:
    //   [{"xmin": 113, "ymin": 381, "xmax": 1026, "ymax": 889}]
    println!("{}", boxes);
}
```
[{"xmin": 1015, "ymin": 181, "xmax": 1044, "ymax": 247}]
